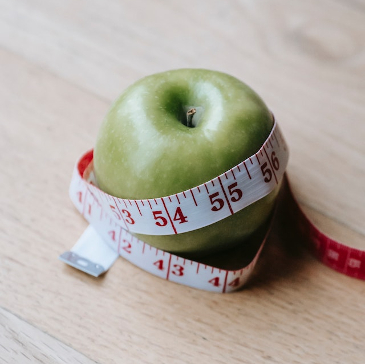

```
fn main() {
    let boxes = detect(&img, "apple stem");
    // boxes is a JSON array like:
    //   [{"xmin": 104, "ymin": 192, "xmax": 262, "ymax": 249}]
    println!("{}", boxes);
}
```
[{"xmin": 186, "ymin": 108, "xmax": 196, "ymax": 127}]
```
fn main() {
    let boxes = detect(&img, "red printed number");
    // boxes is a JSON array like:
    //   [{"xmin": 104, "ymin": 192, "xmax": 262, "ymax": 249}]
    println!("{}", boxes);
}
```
[
  {"xmin": 154, "ymin": 259, "xmax": 164, "ymax": 270},
  {"xmin": 153, "ymin": 211, "xmax": 168, "ymax": 226},
  {"xmin": 261, "ymin": 162, "xmax": 272, "ymax": 183},
  {"xmin": 209, "ymin": 182, "xmax": 243, "ymax": 212},
  {"xmin": 227, "ymin": 182, "xmax": 243, "ymax": 202},
  {"xmin": 172, "ymin": 264, "xmax": 184, "ymax": 276},
  {"xmin": 228, "ymin": 277, "xmax": 240, "ymax": 287},
  {"xmin": 121, "ymin": 239, "xmax": 132, "ymax": 254},
  {"xmin": 110, "ymin": 206, "xmax": 135, "ymax": 225},
  {"xmin": 108, "ymin": 230, "xmax": 116, "ymax": 242},
  {"xmin": 153, "ymin": 209, "xmax": 188, "ymax": 227},
  {"xmin": 208, "ymin": 277, "xmax": 220, "ymax": 287},
  {"xmin": 122, "ymin": 209, "xmax": 135, "ymax": 224},
  {"xmin": 173, "ymin": 207, "xmax": 188, "ymax": 224},
  {"xmin": 261, "ymin": 151, "xmax": 280, "ymax": 183},
  {"xmin": 209, "ymin": 192, "xmax": 224, "ymax": 211},
  {"xmin": 271, "ymin": 151, "xmax": 280, "ymax": 171},
  {"xmin": 110, "ymin": 205, "xmax": 121, "ymax": 220}
]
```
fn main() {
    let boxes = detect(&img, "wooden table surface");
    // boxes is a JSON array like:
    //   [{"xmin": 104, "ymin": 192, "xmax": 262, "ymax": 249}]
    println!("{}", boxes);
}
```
[{"xmin": 1, "ymin": 1, "xmax": 364, "ymax": 363}]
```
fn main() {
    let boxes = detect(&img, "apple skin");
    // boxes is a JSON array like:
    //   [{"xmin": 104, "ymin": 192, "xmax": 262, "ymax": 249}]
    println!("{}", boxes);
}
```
[{"xmin": 94, "ymin": 69, "xmax": 279, "ymax": 256}]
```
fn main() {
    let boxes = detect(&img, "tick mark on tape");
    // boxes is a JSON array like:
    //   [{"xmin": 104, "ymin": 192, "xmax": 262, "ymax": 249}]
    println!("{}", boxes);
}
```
[
  {"xmin": 190, "ymin": 189, "xmax": 198, "ymax": 206},
  {"xmin": 135, "ymin": 201, "xmax": 142, "ymax": 216},
  {"xmin": 243, "ymin": 161, "xmax": 251, "ymax": 179},
  {"xmin": 263, "ymin": 147, "xmax": 278, "ymax": 184},
  {"xmin": 112, "ymin": 197, "xmax": 129, "ymax": 230},
  {"xmin": 161, "ymin": 197, "xmax": 177, "ymax": 234},
  {"xmin": 272, "ymin": 131, "xmax": 279, "ymax": 145},
  {"xmin": 218, "ymin": 176, "xmax": 234, "ymax": 215}
]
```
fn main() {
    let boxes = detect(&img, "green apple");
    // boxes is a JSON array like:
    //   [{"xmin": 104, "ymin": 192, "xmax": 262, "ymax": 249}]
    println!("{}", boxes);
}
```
[{"xmin": 94, "ymin": 69, "xmax": 279, "ymax": 257}]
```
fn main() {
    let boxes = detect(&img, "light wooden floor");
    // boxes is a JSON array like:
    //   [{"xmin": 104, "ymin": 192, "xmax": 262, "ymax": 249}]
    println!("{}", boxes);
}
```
[{"xmin": 1, "ymin": 0, "xmax": 364, "ymax": 363}]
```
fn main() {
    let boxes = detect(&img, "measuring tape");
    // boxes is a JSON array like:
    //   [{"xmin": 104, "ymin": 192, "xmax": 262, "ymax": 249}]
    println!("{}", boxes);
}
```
[{"xmin": 59, "ymin": 120, "xmax": 365, "ymax": 292}]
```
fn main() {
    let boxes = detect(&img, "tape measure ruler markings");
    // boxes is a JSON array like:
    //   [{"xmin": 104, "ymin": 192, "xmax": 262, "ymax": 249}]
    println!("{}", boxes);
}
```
[
  {"xmin": 61, "ymin": 144, "xmax": 271, "ymax": 292},
  {"xmin": 83, "ymin": 121, "xmax": 288, "ymax": 236},
  {"xmin": 62, "ymin": 180, "xmax": 259, "ymax": 293},
  {"xmin": 60, "ymin": 120, "xmax": 365, "ymax": 292}
]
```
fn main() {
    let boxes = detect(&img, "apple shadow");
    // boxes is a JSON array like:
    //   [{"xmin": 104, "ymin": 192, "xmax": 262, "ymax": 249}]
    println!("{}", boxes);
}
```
[
  {"xmin": 245, "ymin": 210, "xmax": 310, "ymax": 290},
  {"xmin": 184, "ymin": 177, "xmax": 311, "ymax": 290}
]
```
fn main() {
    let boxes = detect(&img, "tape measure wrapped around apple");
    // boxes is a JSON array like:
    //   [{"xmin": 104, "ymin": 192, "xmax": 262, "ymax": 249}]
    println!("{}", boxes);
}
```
[{"xmin": 60, "ymin": 69, "xmax": 365, "ymax": 292}]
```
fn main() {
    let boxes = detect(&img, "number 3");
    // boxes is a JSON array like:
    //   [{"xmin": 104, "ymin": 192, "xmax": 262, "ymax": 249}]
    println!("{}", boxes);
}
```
[
  {"xmin": 172, "ymin": 264, "xmax": 184, "ymax": 276},
  {"xmin": 122, "ymin": 209, "xmax": 135, "ymax": 224}
]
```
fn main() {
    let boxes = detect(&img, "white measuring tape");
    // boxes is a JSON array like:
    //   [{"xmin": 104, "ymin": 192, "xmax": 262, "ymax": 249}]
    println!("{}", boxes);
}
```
[
  {"xmin": 83, "ymin": 120, "xmax": 288, "ymax": 235},
  {"xmin": 60, "ymin": 120, "xmax": 365, "ymax": 292}
]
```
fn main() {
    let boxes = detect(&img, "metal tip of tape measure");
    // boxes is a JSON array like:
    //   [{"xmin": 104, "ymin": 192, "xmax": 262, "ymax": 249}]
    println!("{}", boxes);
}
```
[{"xmin": 59, "ymin": 252, "xmax": 106, "ymax": 277}]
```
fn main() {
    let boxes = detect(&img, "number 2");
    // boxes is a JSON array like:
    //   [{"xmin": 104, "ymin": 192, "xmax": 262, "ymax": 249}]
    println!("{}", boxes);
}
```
[{"xmin": 121, "ymin": 239, "xmax": 132, "ymax": 254}]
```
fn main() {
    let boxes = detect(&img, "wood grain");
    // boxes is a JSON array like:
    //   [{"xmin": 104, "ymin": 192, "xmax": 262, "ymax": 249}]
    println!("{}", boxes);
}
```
[
  {"xmin": 0, "ymin": 0, "xmax": 364, "ymax": 363},
  {"xmin": 0, "ymin": 307, "xmax": 98, "ymax": 364}
]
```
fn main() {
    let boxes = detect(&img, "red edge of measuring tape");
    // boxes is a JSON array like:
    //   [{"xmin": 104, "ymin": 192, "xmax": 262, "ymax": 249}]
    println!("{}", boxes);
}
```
[
  {"xmin": 77, "ymin": 149, "xmax": 94, "ymax": 176},
  {"xmin": 75, "ymin": 149, "xmax": 365, "ymax": 283},
  {"xmin": 282, "ymin": 177, "xmax": 365, "ymax": 280}
]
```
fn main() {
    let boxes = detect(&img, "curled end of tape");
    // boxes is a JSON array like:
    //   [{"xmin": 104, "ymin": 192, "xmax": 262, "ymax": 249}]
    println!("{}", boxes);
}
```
[
  {"xmin": 59, "ymin": 251, "xmax": 106, "ymax": 277},
  {"xmin": 59, "ymin": 225, "xmax": 119, "ymax": 277}
]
